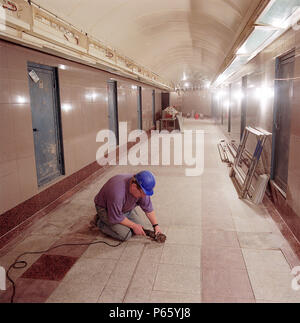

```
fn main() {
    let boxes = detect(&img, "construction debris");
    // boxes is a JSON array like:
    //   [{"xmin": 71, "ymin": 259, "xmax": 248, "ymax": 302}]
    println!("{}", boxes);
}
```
[{"xmin": 218, "ymin": 126, "xmax": 272, "ymax": 204}]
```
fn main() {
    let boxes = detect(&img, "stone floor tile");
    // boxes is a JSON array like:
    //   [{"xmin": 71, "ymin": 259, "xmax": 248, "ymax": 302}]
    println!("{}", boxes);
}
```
[
  {"xmin": 202, "ymin": 230, "xmax": 240, "ymax": 248},
  {"xmin": 202, "ymin": 267, "xmax": 254, "ymax": 300},
  {"xmin": 160, "ymin": 244, "xmax": 201, "ymax": 267},
  {"xmin": 154, "ymin": 263, "xmax": 201, "ymax": 294},
  {"xmin": 248, "ymin": 270, "xmax": 300, "ymax": 302},
  {"xmin": 106, "ymin": 260, "xmax": 137, "ymax": 288},
  {"xmin": 123, "ymin": 287, "xmax": 152, "ymax": 303},
  {"xmin": 202, "ymin": 246, "xmax": 246, "ymax": 270},
  {"xmin": 242, "ymin": 249, "xmax": 291, "ymax": 273},
  {"xmin": 149, "ymin": 291, "xmax": 201, "ymax": 303},
  {"xmin": 238, "ymin": 232, "xmax": 286, "ymax": 250},
  {"xmin": 166, "ymin": 226, "xmax": 202, "ymax": 246},
  {"xmin": 62, "ymin": 257, "xmax": 117, "ymax": 285},
  {"xmin": 98, "ymin": 286, "xmax": 127, "ymax": 303},
  {"xmin": 46, "ymin": 279, "xmax": 105, "ymax": 303}
]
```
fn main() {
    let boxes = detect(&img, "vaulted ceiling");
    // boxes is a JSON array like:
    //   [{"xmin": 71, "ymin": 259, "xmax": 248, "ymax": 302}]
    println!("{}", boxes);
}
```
[{"xmin": 32, "ymin": 0, "xmax": 263, "ymax": 87}]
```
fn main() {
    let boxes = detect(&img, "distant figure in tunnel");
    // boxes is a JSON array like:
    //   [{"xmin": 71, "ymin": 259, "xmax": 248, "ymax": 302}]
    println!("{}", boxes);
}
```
[{"xmin": 91, "ymin": 171, "xmax": 162, "ymax": 241}]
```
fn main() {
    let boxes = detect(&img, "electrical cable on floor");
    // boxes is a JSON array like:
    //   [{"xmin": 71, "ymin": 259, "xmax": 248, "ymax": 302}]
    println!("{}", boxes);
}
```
[{"xmin": 6, "ymin": 230, "xmax": 131, "ymax": 304}]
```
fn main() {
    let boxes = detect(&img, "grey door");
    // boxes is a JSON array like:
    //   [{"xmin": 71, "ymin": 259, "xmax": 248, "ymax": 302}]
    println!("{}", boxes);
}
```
[
  {"xmin": 272, "ymin": 50, "xmax": 295, "ymax": 193},
  {"xmin": 108, "ymin": 80, "xmax": 119, "ymax": 145},
  {"xmin": 28, "ymin": 63, "xmax": 64, "ymax": 187}
]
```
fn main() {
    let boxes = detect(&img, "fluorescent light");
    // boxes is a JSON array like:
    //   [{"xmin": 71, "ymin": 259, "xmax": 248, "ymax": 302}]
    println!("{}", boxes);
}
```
[
  {"xmin": 224, "ymin": 100, "xmax": 230, "ymax": 110},
  {"xmin": 85, "ymin": 92, "xmax": 98, "ymax": 101},
  {"xmin": 62, "ymin": 103, "xmax": 72, "ymax": 112},
  {"xmin": 17, "ymin": 96, "xmax": 26, "ymax": 104},
  {"xmin": 204, "ymin": 81, "xmax": 211, "ymax": 89},
  {"xmin": 216, "ymin": 90, "xmax": 226, "ymax": 100},
  {"xmin": 58, "ymin": 64, "xmax": 67, "ymax": 70},
  {"xmin": 255, "ymin": 87, "xmax": 274, "ymax": 99},
  {"xmin": 271, "ymin": 18, "xmax": 285, "ymax": 28},
  {"xmin": 234, "ymin": 91, "xmax": 244, "ymax": 101},
  {"xmin": 214, "ymin": 0, "xmax": 300, "ymax": 87},
  {"xmin": 237, "ymin": 46, "xmax": 247, "ymax": 55}
]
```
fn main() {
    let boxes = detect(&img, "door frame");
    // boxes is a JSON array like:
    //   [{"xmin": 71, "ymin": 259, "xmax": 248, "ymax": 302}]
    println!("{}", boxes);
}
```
[
  {"xmin": 28, "ymin": 62, "xmax": 65, "ymax": 186},
  {"xmin": 108, "ymin": 79, "xmax": 119, "ymax": 145},
  {"xmin": 270, "ymin": 49, "xmax": 295, "ymax": 190}
]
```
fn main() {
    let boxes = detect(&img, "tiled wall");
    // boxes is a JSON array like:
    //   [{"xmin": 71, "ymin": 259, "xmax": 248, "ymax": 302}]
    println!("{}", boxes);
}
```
[
  {"xmin": 0, "ymin": 40, "xmax": 162, "ymax": 217},
  {"xmin": 169, "ymin": 92, "xmax": 182, "ymax": 111},
  {"xmin": 117, "ymin": 81, "xmax": 138, "ymax": 134},
  {"xmin": 0, "ymin": 41, "xmax": 38, "ymax": 215},
  {"xmin": 142, "ymin": 87, "xmax": 154, "ymax": 130},
  {"xmin": 170, "ymin": 89, "xmax": 212, "ymax": 116},
  {"xmin": 230, "ymin": 82, "xmax": 242, "ymax": 142},
  {"xmin": 214, "ymin": 27, "xmax": 300, "ymax": 229}
]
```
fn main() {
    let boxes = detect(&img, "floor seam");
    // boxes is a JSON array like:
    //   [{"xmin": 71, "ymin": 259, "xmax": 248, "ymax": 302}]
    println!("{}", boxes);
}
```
[{"xmin": 120, "ymin": 242, "xmax": 148, "ymax": 303}]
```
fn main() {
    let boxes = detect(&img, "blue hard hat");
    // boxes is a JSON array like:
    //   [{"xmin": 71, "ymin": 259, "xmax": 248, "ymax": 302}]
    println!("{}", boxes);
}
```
[{"xmin": 135, "ymin": 171, "xmax": 156, "ymax": 196}]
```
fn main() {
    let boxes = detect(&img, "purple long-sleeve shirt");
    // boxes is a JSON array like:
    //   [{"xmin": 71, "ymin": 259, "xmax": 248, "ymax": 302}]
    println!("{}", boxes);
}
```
[{"xmin": 94, "ymin": 174, "xmax": 153, "ymax": 224}]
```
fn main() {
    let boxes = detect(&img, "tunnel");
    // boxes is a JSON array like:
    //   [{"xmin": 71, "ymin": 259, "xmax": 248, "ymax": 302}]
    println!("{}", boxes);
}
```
[{"xmin": 1, "ymin": 0, "xmax": 300, "ymax": 305}]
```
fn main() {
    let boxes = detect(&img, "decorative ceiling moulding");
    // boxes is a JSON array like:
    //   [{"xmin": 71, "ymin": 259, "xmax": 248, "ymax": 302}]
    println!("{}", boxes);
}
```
[
  {"xmin": 32, "ymin": 6, "xmax": 88, "ymax": 53},
  {"xmin": 0, "ymin": 0, "xmax": 31, "ymax": 30},
  {"xmin": 0, "ymin": 0, "xmax": 173, "ymax": 91}
]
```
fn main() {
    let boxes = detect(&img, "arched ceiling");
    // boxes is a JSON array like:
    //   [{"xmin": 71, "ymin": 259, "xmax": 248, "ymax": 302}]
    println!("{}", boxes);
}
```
[{"xmin": 32, "ymin": 0, "xmax": 262, "ymax": 87}]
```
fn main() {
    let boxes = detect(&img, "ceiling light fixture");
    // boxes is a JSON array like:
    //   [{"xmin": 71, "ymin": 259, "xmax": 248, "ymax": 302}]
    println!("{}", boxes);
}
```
[{"xmin": 214, "ymin": 0, "xmax": 300, "ymax": 87}]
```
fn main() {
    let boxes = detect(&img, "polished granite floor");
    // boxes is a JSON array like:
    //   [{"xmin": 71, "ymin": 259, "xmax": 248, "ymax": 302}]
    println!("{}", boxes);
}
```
[{"xmin": 0, "ymin": 119, "xmax": 300, "ymax": 303}]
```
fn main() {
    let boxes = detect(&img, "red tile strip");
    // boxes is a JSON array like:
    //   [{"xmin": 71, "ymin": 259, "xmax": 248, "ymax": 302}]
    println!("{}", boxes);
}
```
[{"xmin": 21, "ymin": 254, "xmax": 77, "ymax": 281}]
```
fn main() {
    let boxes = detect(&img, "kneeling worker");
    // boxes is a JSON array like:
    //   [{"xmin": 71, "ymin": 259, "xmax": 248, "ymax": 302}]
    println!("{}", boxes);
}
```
[{"xmin": 93, "ymin": 170, "xmax": 162, "ymax": 241}]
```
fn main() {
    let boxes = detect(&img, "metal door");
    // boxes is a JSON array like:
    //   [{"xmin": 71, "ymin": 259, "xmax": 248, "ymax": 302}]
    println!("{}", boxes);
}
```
[
  {"xmin": 271, "ymin": 50, "xmax": 295, "ymax": 193},
  {"xmin": 161, "ymin": 92, "xmax": 170, "ymax": 110},
  {"xmin": 28, "ymin": 63, "xmax": 64, "ymax": 187},
  {"xmin": 108, "ymin": 80, "xmax": 119, "ymax": 145}
]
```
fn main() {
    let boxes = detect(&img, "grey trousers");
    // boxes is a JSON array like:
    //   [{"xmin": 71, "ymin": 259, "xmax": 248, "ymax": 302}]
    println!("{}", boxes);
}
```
[{"xmin": 95, "ymin": 205, "xmax": 144, "ymax": 241}]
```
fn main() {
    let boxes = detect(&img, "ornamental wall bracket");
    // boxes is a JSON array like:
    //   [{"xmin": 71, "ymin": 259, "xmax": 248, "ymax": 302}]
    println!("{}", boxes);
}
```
[{"xmin": 2, "ymin": 0, "xmax": 17, "ymax": 12}]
